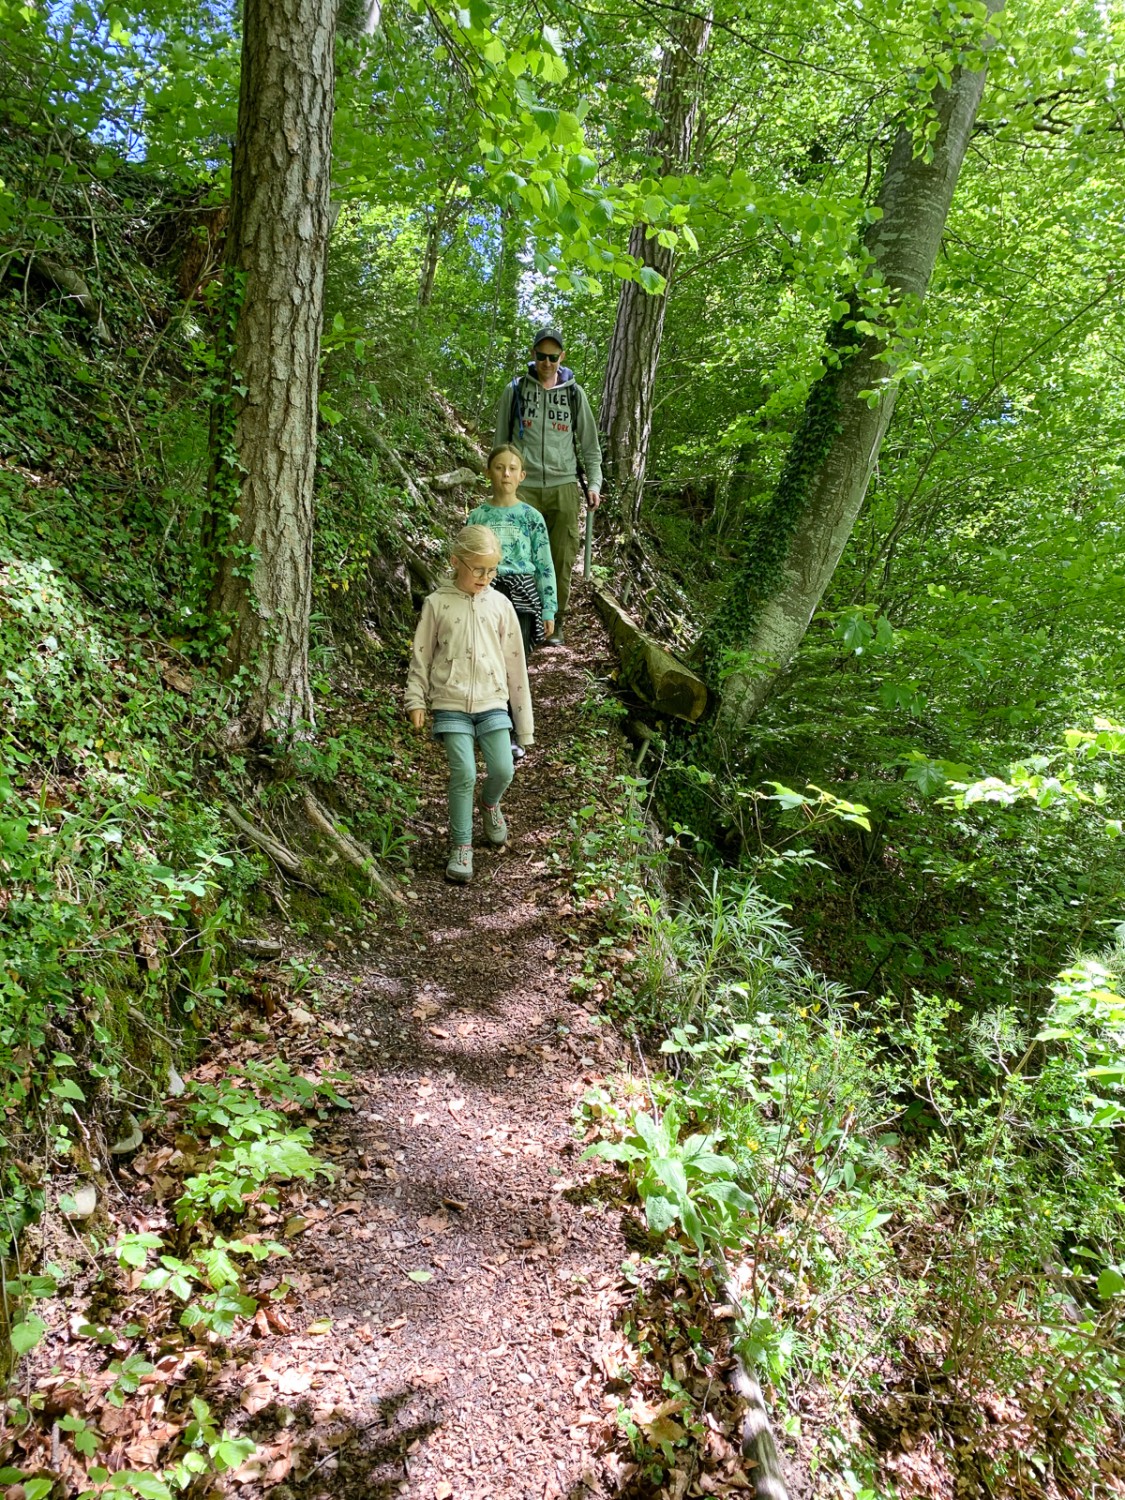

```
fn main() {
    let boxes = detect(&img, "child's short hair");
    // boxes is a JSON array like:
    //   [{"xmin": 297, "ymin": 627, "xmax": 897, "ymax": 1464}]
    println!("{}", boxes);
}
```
[
  {"xmin": 452, "ymin": 523, "xmax": 501, "ymax": 564},
  {"xmin": 486, "ymin": 443, "xmax": 525, "ymax": 470}
]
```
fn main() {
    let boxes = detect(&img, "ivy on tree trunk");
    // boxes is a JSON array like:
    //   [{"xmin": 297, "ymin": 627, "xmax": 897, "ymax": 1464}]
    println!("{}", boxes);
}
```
[
  {"xmin": 209, "ymin": 0, "xmax": 337, "ymax": 744},
  {"xmin": 702, "ymin": 0, "xmax": 1004, "ymax": 737}
]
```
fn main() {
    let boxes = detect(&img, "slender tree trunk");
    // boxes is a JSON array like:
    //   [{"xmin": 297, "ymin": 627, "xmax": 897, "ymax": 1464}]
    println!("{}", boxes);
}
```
[
  {"xmin": 338, "ymin": 0, "xmax": 380, "ymax": 34},
  {"xmin": 418, "ymin": 174, "xmax": 462, "ymax": 309},
  {"xmin": 209, "ymin": 0, "xmax": 337, "ymax": 743},
  {"xmin": 703, "ymin": 2, "xmax": 1003, "ymax": 735},
  {"xmin": 418, "ymin": 215, "xmax": 441, "ymax": 308},
  {"xmin": 477, "ymin": 207, "xmax": 523, "ymax": 421},
  {"xmin": 600, "ymin": 9, "xmax": 712, "ymax": 538}
]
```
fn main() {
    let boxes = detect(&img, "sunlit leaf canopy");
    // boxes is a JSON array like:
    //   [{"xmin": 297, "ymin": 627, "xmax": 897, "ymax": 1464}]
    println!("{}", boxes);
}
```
[{"xmin": 14, "ymin": 0, "xmax": 1118, "ymax": 310}]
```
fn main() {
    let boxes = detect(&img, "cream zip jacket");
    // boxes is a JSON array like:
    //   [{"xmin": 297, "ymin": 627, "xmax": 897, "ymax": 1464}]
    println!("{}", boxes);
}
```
[{"xmin": 405, "ymin": 580, "xmax": 534, "ymax": 746}]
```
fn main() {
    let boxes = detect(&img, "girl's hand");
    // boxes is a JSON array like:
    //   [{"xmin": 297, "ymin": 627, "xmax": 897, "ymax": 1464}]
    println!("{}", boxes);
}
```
[
  {"xmin": 543, "ymin": 619, "xmax": 555, "ymax": 638},
  {"xmin": 408, "ymin": 709, "xmax": 426, "ymax": 732}
]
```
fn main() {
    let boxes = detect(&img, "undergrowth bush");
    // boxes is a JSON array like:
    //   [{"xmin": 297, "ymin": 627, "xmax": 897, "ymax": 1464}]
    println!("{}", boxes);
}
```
[
  {"xmin": 0, "ymin": 550, "xmax": 262, "ymax": 1239},
  {"xmin": 3, "ymin": 1054, "xmax": 349, "ymax": 1495},
  {"xmin": 586, "ymin": 848, "xmax": 1125, "ymax": 1493}
]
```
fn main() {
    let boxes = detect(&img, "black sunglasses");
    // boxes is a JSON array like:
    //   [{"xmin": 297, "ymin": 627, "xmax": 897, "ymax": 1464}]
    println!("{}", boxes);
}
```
[{"xmin": 534, "ymin": 351, "xmax": 561, "ymax": 363}]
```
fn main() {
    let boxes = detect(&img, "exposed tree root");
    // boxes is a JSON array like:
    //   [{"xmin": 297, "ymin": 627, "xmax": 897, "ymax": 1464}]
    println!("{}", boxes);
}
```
[
  {"xmin": 730, "ymin": 1365, "xmax": 789, "ymax": 1500},
  {"xmin": 222, "ymin": 801, "xmax": 308, "ymax": 881},
  {"xmin": 26, "ymin": 255, "xmax": 112, "ymax": 343},
  {"xmin": 302, "ymin": 793, "xmax": 403, "ymax": 904},
  {"xmin": 232, "ymin": 936, "xmax": 284, "ymax": 958},
  {"xmin": 223, "ymin": 797, "xmax": 403, "ymax": 906},
  {"xmin": 371, "ymin": 431, "xmax": 431, "ymax": 507},
  {"xmin": 428, "ymin": 466, "xmax": 480, "ymax": 490}
]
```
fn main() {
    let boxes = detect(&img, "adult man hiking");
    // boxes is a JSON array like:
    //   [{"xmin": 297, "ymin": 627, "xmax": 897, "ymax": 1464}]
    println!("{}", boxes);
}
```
[{"xmin": 493, "ymin": 326, "xmax": 602, "ymax": 647}]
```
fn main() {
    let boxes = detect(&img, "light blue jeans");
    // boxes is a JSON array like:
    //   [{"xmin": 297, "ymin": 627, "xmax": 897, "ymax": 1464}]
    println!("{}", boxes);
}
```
[{"xmin": 441, "ymin": 730, "xmax": 514, "ymax": 846}]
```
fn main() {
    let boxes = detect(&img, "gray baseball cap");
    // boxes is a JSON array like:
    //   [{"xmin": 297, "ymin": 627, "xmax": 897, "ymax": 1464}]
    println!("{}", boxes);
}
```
[{"xmin": 531, "ymin": 325, "xmax": 564, "ymax": 349}]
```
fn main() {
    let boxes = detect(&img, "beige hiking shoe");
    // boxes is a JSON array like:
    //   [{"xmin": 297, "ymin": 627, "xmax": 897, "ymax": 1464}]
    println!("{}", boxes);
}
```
[
  {"xmin": 445, "ymin": 844, "xmax": 473, "ymax": 883},
  {"xmin": 481, "ymin": 802, "xmax": 508, "ymax": 846}
]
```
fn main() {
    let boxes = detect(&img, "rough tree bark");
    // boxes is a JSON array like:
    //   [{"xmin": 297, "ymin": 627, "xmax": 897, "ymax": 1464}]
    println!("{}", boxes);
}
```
[
  {"xmin": 599, "ymin": 8, "xmax": 712, "ymax": 539},
  {"xmin": 209, "ymin": 0, "xmax": 337, "ymax": 743},
  {"xmin": 702, "ymin": 2, "xmax": 1003, "ymax": 737}
]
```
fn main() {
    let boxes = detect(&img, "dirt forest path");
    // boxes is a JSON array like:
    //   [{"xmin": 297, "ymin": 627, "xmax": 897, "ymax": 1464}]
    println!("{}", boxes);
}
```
[{"xmin": 250, "ymin": 595, "xmax": 641, "ymax": 1499}]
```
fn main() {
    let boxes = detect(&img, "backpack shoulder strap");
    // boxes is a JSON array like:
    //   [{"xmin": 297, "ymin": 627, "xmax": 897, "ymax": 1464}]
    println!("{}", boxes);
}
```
[
  {"xmin": 563, "ymin": 383, "xmax": 587, "ymax": 485},
  {"xmin": 507, "ymin": 376, "xmax": 523, "ymax": 443}
]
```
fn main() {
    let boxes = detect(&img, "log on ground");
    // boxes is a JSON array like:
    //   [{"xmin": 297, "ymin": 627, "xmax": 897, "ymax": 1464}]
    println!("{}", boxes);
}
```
[{"xmin": 593, "ymin": 587, "xmax": 707, "ymax": 722}]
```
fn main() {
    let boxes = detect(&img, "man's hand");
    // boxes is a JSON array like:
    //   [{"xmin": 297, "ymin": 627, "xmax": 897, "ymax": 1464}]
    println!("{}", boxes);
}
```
[
  {"xmin": 408, "ymin": 709, "xmax": 425, "ymax": 732},
  {"xmin": 588, "ymin": 489, "xmax": 601, "ymax": 509},
  {"xmin": 544, "ymin": 619, "xmax": 555, "ymax": 639}
]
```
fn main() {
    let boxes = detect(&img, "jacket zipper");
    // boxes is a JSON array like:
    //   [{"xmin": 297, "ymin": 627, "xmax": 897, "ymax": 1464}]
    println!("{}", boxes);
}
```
[
  {"xmin": 467, "ymin": 593, "xmax": 478, "ymax": 713},
  {"xmin": 539, "ymin": 381, "xmax": 546, "ymax": 481}
]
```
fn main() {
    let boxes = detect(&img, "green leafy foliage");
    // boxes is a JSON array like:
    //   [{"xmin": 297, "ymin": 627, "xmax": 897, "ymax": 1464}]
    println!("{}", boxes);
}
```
[
  {"xmin": 587, "ymin": 1104, "xmax": 753, "ymax": 1252},
  {"xmin": 591, "ymin": 851, "xmax": 1125, "ymax": 1484},
  {"xmin": 3, "ymin": 0, "xmax": 1125, "ymax": 1493},
  {"xmin": 176, "ymin": 1129, "xmax": 329, "ymax": 1225}
]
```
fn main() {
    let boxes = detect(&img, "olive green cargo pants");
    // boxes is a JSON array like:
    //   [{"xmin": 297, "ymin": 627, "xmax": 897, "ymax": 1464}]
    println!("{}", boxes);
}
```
[{"xmin": 519, "ymin": 482, "xmax": 581, "ymax": 622}]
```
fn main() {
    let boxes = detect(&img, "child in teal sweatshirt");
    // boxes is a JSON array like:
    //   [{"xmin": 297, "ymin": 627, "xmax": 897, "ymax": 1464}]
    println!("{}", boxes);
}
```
[{"xmin": 466, "ymin": 444, "xmax": 557, "ymax": 656}]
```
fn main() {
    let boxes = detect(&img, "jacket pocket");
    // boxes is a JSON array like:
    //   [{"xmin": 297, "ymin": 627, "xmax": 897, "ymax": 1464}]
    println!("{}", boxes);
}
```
[{"xmin": 431, "ymin": 645, "xmax": 469, "ymax": 697}]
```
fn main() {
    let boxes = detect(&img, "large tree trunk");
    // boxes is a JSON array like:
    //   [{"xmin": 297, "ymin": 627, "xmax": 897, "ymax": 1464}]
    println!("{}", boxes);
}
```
[
  {"xmin": 209, "ymin": 0, "xmax": 337, "ymax": 743},
  {"xmin": 702, "ymin": 3, "xmax": 1002, "ymax": 736},
  {"xmin": 600, "ymin": 9, "xmax": 712, "ymax": 539}
]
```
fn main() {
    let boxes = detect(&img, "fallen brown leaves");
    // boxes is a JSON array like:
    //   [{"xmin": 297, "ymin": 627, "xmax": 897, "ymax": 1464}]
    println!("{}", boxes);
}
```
[{"xmin": 581, "ymin": 1251, "xmax": 772, "ymax": 1500}]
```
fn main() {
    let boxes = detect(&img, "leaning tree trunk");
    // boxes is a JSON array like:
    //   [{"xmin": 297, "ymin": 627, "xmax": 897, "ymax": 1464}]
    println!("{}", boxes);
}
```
[
  {"xmin": 209, "ymin": 0, "xmax": 337, "ymax": 744},
  {"xmin": 701, "ymin": 1, "xmax": 1003, "ymax": 737},
  {"xmin": 600, "ymin": 8, "xmax": 712, "ymax": 540}
]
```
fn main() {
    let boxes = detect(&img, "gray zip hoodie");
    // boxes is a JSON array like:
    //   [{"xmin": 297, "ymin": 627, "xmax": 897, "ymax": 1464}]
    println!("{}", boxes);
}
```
[
  {"xmin": 405, "ymin": 580, "xmax": 534, "ymax": 745},
  {"xmin": 493, "ymin": 365, "xmax": 603, "ymax": 492}
]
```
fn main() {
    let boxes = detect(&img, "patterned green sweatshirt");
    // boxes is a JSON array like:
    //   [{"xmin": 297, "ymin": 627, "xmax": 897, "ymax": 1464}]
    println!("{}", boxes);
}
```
[{"xmin": 465, "ymin": 500, "xmax": 558, "ymax": 621}]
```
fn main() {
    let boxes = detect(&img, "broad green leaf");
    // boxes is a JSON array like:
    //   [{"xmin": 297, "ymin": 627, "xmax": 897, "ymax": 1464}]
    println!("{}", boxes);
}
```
[
  {"xmin": 10, "ymin": 1314, "xmax": 46, "ymax": 1355},
  {"xmin": 643, "ymin": 1193, "xmax": 679, "ymax": 1234},
  {"xmin": 633, "ymin": 1112, "xmax": 666, "ymax": 1155}
]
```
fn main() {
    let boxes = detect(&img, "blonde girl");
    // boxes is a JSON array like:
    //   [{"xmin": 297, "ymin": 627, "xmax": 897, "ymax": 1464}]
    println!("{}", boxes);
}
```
[{"xmin": 404, "ymin": 525, "xmax": 532, "ymax": 883}]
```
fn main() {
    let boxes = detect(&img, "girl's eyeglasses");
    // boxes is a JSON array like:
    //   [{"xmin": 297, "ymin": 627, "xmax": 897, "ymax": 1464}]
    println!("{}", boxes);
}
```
[
  {"xmin": 461, "ymin": 563, "xmax": 498, "ymax": 580},
  {"xmin": 534, "ymin": 352, "xmax": 561, "ymax": 363}
]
